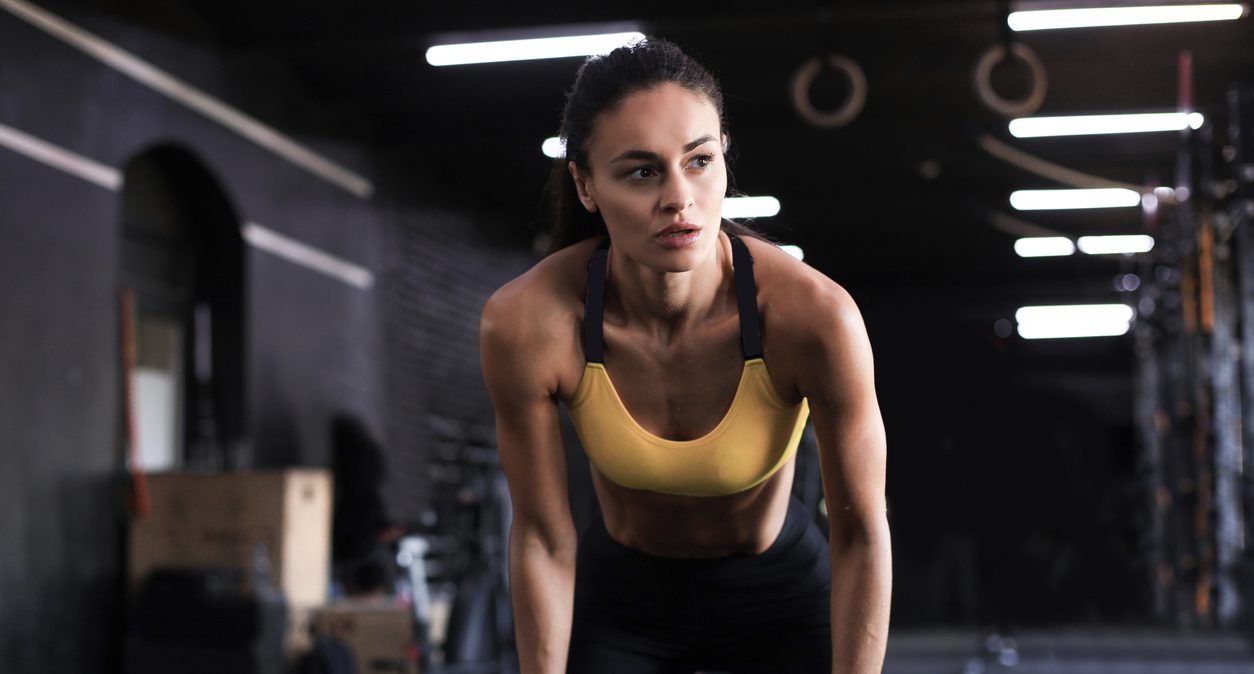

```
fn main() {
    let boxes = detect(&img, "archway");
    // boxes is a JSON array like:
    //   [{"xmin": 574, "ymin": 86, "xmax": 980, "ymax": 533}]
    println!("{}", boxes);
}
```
[{"xmin": 120, "ymin": 145, "xmax": 247, "ymax": 469}]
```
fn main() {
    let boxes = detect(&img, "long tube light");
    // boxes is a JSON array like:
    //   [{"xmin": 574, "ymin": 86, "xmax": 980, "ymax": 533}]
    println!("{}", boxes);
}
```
[
  {"xmin": 1015, "ymin": 235, "xmax": 1155, "ymax": 257},
  {"xmin": 723, "ymin": 196, "xmax": 781, "ymax": 219},
  {"xmin": 1008, "ymin": 4, "xmax": 1247, "ymax": 31},
  {"xmin": 1010, "ymin": 188, "xmax": 1141, "ymax": 210},
  {"xmin": 427, "ymin": 32, "xmax": 645, "ymax": 66},
  {"xmin": 1015, "ymin": 237, "xmax": 1076, "ymax": 257},
  {"xmin": 1016, "ymin": 304, "xmax": 1135, "ymax": 339},
  {"xmin": 1077, "ymin": 234, "xmax": 1155, "ymax": 254},
  {"xmin": 1009, "ymin": 111, "xmax": 1205, "ymax": 138}
]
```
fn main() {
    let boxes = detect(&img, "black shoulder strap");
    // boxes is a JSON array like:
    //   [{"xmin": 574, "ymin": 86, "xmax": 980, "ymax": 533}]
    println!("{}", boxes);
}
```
[
  {"xmin": 729, "ymin": 234, "xmax": 764, "ymax": 360},
  {"xmin": 582, "ymin": 239, "xmax": 611, "ymax": 363},
  {"xmin": 584, "ymin": 236, "xmax": 760, "ymax": 362}
]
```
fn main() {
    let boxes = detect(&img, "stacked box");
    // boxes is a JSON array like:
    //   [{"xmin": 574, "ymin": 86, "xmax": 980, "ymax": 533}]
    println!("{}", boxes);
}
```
[
  {"xmin": 313, "ymin": 601, "xmax": 419, "ymax": 674},
  {"xmin": 128, "ymin": 469, "xmax": 333, "ymax": 653}
]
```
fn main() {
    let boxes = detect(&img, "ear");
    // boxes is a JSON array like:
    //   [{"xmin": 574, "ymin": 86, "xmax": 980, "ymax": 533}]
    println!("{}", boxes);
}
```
[{"xmin": 567, "ymin": 161, "xmax": 598, "ymax": 213}]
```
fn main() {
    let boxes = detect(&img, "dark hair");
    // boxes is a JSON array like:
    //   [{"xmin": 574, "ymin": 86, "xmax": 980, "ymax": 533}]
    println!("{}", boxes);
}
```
[{"xmin": 544, "ymin": 37, "xmax": 758, "ymax": 254}]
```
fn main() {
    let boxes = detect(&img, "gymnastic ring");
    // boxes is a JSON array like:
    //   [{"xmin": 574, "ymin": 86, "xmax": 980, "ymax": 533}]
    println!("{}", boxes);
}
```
[
  {"xmin": 791, "ymin": 54, "xmax": 867, "ymax": 129},
  {"xmin": 973, "ymin": 42, "xmax": 1048, "ymax": 118}
]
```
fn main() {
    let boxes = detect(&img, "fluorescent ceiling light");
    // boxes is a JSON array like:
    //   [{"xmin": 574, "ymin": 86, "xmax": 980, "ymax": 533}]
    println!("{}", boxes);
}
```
[
  {"xmin": 1016, "ymin": 304, "xmax": 1135, "ymax": 339},
  {"xmin": 1015, "ymin": 236, "xmax": 1076, "ymax": 257},
  {"xmin": 723, "ymin": 196, "xmax": 781, "ymax": 219},
  {"xmin": 1008, "ymin": 4, "xmax": 1247, "ymax": 31},
  {"xmin": 542, "ymin": 136, "xmax": 565, "ymax": 158},
  {"xmin": 1010, "ymin": 188, "xmax": 1141, "ymax": 210},
  {"xmin": 780, "ymin": 245, "xmax": 805, "ymax": 261},
  {"xmin": 427, "ymin": 31, "xmax": 645, "ymax": 66},
  {"xmin": 1077, "ymin": 234, "xmax": 1155, "ymax": 254},
  {"xmin": 1009, "ymin": 111, "xmax": 1205, "ymax": 138}
]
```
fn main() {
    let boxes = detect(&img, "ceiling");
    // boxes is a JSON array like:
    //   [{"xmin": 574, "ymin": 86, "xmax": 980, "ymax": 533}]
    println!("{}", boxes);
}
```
[{"xmin": 68, "ymin": 1, "xmax": 1254, "ymax": 326}]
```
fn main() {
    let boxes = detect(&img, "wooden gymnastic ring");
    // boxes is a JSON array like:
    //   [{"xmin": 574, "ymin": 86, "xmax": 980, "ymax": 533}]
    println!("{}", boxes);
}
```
[
  {"xmin": 974, "ymin": 42, "xmax": 1047, "ymax": 118},
  {"xmin": 791, "ymin": 54, "xmax": 867, "ymax": 129}
]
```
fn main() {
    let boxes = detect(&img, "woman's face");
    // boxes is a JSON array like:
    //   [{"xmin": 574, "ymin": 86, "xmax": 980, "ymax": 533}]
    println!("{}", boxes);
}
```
[{"xmin": 570, "ymin": 83, "xmax": 727, "ymax": 273}]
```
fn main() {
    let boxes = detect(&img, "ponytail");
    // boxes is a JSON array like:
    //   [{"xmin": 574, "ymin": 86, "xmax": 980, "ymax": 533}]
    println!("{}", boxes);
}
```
[{"xmin": 544, "ymin": 159, "xmax": 605, "ymax": 254}]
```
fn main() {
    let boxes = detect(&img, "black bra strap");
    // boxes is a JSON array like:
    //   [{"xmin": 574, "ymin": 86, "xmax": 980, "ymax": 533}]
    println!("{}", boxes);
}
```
[
  {"xmin": 581, "ymin": 235, "xmax": 762, "ymax": 363},
  {"xmin": 582, "ymin": 239, "xmax": 611, "ymax": 363},
  {"xmin": 729, "ymin": 234, "xmax": 764, "ymax": 360}
]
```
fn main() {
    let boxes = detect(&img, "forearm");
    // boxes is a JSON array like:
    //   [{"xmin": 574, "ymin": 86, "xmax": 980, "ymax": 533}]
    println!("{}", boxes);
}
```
[
  {"xmin": 509, "ymin": 533, "xmax": 577, "ymax": 674},
  {"xmin": 828, "ymin": 527, "xmax": 892, "ymax": 674}
]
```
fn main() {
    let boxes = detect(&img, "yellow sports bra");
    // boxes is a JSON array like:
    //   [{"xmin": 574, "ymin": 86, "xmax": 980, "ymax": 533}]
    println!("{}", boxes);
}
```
[{"xmin": 567, "ymin": 235, "xmax": 809, "ymax": 497}]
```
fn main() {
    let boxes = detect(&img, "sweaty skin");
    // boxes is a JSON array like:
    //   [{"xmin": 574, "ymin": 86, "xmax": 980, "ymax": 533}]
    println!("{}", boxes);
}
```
[{"xmin": 480, "ymin": 83, "xmax": 890, "ymax": 674}]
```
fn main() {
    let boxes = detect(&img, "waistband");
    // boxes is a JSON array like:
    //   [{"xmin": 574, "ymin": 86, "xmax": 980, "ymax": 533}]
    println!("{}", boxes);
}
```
[{"xmin": 580, "ymin": 497, "xmax": 818, "ymax": 574}]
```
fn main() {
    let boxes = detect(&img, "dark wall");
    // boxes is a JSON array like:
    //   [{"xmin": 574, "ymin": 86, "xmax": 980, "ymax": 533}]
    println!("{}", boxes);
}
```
[
  {"xmin": 0, "ymin": 5, "xmax": 525, "ymax": 673},
  {"xmin": 381, "ymin": 209, "xmax": 533, "ymax": 523},
  {"xmin": 0, "ymin": 138, "xmax": 122, "ymax": 674},
  {"xmin": 859, "ymin": 286, "xmax": 1142, "ymax": 627}
]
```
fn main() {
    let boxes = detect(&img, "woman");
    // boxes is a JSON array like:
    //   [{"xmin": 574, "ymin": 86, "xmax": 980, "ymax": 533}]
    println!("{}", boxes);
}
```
[{"xmin": 480, "ymin": 38, "xmax": 890, "ymax": 673}]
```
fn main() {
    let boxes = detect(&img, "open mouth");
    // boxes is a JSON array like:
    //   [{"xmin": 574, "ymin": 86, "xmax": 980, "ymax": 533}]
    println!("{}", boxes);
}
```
[
  {"xmin": 657, "ymin": 222, "xmax": 699, "ymax": 237},
  {"xmin": 655, "ymin": 224, "xmax": 701, "ymax": 248}
]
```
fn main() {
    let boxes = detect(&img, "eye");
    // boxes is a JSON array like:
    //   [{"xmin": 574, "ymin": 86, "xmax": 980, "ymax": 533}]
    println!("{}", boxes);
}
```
[
  {"xmin": 627, "ymin": 166, "xmax": 657, "ymax": 180},
  {"xmin": 688, "ymin": 153, "xmax": 716, "ymax": 169}
]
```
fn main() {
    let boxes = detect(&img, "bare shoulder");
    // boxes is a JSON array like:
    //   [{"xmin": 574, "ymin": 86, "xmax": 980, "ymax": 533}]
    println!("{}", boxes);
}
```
[
  {"xmin": 483, "ymin": 239, "xmax": 599, "ymax": 336},
  {"xmin": 741, "ymin": 235, "xmax": 873, "ymax": 404},
  {"xmin": 741, "ymin": 235, "xmax": 864, "ymax": 347},
  {"xmin": 480, "ymin": 238, "xmax": 601, "ymax": 398}
]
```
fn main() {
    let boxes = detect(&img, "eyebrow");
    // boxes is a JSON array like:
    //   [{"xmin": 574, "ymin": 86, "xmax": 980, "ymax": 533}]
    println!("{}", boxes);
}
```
[{"xmin": 609, "ymin": 135, "xmax": 718, "ymax": 163}]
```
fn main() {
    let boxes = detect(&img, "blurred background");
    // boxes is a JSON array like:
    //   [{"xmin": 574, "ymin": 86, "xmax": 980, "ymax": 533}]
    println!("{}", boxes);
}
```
[{"xmin": 2, "ymin": 0, "xmax": 1254, "ymax": 672}]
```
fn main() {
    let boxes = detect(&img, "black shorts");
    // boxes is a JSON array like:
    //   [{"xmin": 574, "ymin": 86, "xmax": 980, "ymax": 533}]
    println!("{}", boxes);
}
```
[{"xmin": 568, "ymin": 497, "xmax": 832, "ymax": 674}]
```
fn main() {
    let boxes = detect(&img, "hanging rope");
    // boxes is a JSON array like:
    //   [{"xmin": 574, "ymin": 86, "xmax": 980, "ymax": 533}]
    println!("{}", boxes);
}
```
[
  {"xmin": 988, "ymin": 210, "xmax": 1068, "ymax": 238},
  {"xmin": 978, "ymin": 134, "xmax": 1177, "ymax": 204}
]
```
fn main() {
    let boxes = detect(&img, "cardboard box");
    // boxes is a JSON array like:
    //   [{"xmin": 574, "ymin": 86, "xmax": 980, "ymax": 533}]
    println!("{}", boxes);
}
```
[
  {"xmin": 128, "ymin": 470, "xmax": 333, "ymax": 652},
  {"xmin": 313, "ymin": 601, "xmax": 418, "ymax": 674}
]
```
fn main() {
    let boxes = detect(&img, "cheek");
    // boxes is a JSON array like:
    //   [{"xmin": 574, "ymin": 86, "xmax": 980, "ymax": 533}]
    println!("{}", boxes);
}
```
[
  {"xmin": 700, "ymin": 168, "xmax": 728, "ymax": 202},
  {"xmin": 597, "ymin": 184, "xmax": 652, "ymax": 216},
  {"xmin": 700, "ymin": 161, "xmax": 727, "ymax": 188},
  {"xmin": 709, "ymin": 172, "xmax": 728, "ymax": 195}
]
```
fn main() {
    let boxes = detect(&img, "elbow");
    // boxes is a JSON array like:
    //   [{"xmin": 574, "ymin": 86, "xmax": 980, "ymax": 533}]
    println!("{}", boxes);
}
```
[
  {"xmin": 510, "ymin": 516, "xmax": 578, "ymax": 561},
  {"xmin": 827, "ymin": 511, "xmax": 890, "ymax": 552}
]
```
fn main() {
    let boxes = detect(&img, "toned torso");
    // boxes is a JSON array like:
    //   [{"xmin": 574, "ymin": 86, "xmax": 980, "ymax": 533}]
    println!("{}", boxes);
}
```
[{"xmin": 542, "ymin": 233, "xmax": 812, "ymax": 558}]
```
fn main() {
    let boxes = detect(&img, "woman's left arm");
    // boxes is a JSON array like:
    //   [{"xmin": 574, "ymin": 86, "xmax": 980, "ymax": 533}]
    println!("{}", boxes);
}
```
[{"xmin": 791, "ymin": 280, "xmax": 891, "ymax": 674}]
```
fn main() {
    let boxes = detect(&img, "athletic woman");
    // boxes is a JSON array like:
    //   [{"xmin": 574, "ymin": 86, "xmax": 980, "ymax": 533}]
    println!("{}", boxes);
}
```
[{"xmin": 480, "ymin": 38, "xmax": 890, "ymax": 674}]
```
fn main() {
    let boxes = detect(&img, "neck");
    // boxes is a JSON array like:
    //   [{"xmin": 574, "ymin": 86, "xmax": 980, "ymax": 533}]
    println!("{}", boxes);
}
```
[{"xmin": 606, "ymin": 233, "xmax": 731, "ymax": 340}]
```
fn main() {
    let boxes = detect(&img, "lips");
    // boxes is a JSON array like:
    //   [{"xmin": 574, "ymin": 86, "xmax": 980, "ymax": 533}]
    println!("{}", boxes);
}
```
[
  {"xmin": 656, "ymin": 222, "xmax": 698, "ymax": 237},
  {"xmin": 654, "ymin": 222, "xmax": 702, "ymax": 249}
]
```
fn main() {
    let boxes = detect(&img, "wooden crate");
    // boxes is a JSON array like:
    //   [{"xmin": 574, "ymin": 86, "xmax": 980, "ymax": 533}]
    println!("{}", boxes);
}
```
[
  {"xmin": 129, "ymin": 469, "xmax": 332, "ymax": 613},
  {"xmin": 313, "ymin": 601, "xmax": 419, "ymax": 674}
]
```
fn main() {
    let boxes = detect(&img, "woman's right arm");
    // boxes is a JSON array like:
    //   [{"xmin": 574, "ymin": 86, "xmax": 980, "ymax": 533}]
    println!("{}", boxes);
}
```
[{"xmin": 480, "ymin": 288, "xmax": 578, "ymax": 674}]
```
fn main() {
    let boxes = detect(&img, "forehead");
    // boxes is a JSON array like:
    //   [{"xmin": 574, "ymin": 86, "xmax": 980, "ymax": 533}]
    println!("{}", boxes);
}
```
[{"xmin": 588, "ymin": 84, "xmax": 721, "ymax": 157}]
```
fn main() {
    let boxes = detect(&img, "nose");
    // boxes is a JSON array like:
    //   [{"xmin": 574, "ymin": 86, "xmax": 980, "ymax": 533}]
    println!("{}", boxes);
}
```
[{"xmin": 659, "ymin": 173, "xmax": 695, "ymax": 214}]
